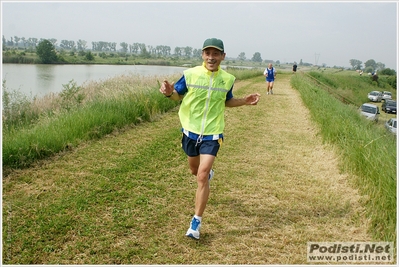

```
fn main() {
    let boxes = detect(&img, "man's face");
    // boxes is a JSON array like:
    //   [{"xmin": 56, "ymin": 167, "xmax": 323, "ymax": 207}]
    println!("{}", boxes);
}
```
[{"xmin": 202, "ymin": 47, "xmax": 225, "ymax": 72}]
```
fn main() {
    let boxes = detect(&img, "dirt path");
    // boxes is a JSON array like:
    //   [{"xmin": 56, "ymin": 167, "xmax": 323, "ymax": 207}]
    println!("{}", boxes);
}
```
[
  {"xmin": 3, "ymin": 74, "xmax": 371, "ymax": 264},
  {"xmin": 198, "ymin": 74, "xmax": 371, "ymax": 263}
]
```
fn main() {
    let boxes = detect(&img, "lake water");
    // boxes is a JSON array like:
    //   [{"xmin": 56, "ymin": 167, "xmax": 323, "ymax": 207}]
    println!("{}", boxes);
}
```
[{"xmin": 2, "ymin": 64, "xmax": 188, "ymax": 98}]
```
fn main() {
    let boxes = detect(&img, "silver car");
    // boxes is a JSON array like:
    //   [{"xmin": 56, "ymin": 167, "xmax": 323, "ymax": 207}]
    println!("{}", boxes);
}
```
[
  {"xmin": 382, "ymin": 91, "xmax": 392, "ymax": 101},
  {"xmin": 385, "ymin": 118, "xmax": 397, "ymax": 135},
  {"xmin": 367, "ymin": 91, "xmax": 382, "ymax": 102},
  {"xmin": 360, "ymin": 103, "xmax": 380, "ymax": 122}
]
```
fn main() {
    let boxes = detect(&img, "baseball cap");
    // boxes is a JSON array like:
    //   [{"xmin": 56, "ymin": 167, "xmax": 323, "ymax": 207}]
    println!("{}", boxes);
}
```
[{"xmin": 202, "ymin": 38, "xmax": 224, "ymax": 52}]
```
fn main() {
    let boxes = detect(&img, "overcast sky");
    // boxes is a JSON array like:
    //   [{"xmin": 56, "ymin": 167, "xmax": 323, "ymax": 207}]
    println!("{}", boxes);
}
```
[{"xmin": 1, "ymin": 1, "xmax": 398, "ymax": 69}]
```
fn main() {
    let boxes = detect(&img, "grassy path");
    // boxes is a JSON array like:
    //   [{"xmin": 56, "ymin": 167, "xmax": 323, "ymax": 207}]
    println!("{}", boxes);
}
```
[{"xmin": 3, "ymin": 74, "xmax": 371, "ymax": 264}]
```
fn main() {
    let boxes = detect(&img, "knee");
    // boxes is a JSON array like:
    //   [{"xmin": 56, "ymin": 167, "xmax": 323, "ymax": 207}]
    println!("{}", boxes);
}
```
[{"xmin": 196, "ymin": 170, "xmax": 209, "ymax": 184}]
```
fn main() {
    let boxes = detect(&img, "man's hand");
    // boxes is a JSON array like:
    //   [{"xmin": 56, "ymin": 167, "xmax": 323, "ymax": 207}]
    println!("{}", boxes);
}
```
[
  {"xmin": 245, "ymin": 93, "xmax": 261, "ymax": 105},
  {"xmin": 225, "ymin": 93, "xmax": 261, "ymax": 107},
  {"xmin": 159, "ymin": 80, "xmax": 175, "ymax": 97}
]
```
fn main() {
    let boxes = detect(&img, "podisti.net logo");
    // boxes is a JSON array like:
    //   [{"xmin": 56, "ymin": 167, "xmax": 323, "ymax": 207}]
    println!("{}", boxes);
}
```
[{"xmin": 307, "ymin": 242, "xmax": 394, "ymax": 263}]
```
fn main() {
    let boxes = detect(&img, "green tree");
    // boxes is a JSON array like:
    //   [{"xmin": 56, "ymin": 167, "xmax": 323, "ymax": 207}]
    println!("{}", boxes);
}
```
[
  {"xmin": 120, "ymin": 42, "xmax": 128, "ymax": 53},
  {"xmin": 14, "ymin": 36, "xmax": 20, "ymax": 48},
  {"xmin": 77, "ymin": 39, "xmax": 87, "ymax": 51},
  {"xmin": 376, "ymin": 62, "xmax": 385, "ymax": 71},
  {"xmin": 85, "ymin": 51, "xmax": 94, "ymax": 61},
  {"xmin": 238, "ymin": 52, "xmax": 246, "ymax": 61},
  {"xmin": 140, "ymin": 46, "xmax": 151, "ymax": 58},
  {"xmin": 174, "ymin": 46, "xmax": 182, "ymax": 57},
  {"xmin": 251, "ymin": 52, "xmax": 262, "ymax": 62},
  {"xmin": 192, "ymin": 48, "xmax": 201, "ymax": 59},
  {"xmin": 349, "ymin": 59, "xmax": 362, "ymax": 70},
  {"xmin": 183, "ymin": 46, "xmax": 193, "ymax": 58},
  {"xmin": 364, "ymin": 59, "xmax": 377, "ymax": 71},
  {"xmin": 364, "ymin": 66, "xmax": 373, "ymax": 74},
  {"xmin": 36, "ymin": 39, "xmax": 58, "ymax": 63},
  {"xmin": 2, "ymin": 35, "xmax": 6, "ymax": 50},
  {"xmin": 379, "ymin": 68, "xmax": 396, "ymax": 76}
]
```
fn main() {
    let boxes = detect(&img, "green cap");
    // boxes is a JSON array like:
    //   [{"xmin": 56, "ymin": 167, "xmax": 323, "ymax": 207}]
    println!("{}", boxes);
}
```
[{"xmin": 202, "ymin": 38, "xmax": 224, "ymax": 52}]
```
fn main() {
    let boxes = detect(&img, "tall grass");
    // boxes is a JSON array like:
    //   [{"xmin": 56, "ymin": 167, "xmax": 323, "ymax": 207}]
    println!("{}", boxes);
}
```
[
  {"xmin": 2, "ymin": 51, "xmax": 37, "ymax": 64},
  {"xmin": 307, "ymin": 71, "xmax": 396, "ymax": 106},
  {"xmin": 2, "ymin": 80, "xmax": 39, "ymax": 129},
  {"xmin": 2, "ymin": 68, "xmax": 262, "ymax": 170},
  {"xmin": 2, "ymin": 74, "xmax": 180, "ymax": 170},
  {"xmin": 291, "ymin": 74, "xmax": 396, "ymax": 242},
  {"xmin": 226, "ymin": 67, "xmax": 263, "ymax": 80}
]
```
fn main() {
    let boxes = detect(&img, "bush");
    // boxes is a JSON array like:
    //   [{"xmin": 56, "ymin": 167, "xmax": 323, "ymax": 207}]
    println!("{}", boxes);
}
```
[
  {"xmin": 36, "ymin": 39, "xmax": 58, "ymax": 64},
  {"xmin": 379, "ymin": 68, "xmax": 396, "ymax": 76},
  {"xmin": 386, "ymin": 75, "xmax": 397, "ymax": 89},
  {"xmin": 59, "ymin": 80, "xmax": 85, "ymax": 111},
  {"xmin": 85, "ymin": 51, "xmax": 94, "ymax": 61}
]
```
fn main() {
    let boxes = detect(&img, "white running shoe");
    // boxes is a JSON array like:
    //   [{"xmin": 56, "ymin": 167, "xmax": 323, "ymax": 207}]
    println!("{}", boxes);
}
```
[
  {"xmin": 185, "ymin": 217, "xmax": 201, "ymax": 240},
  {"xmin": 208, "ymin": 169, "xmax": 214, "ymax": 188},
  {"xmin": 209, "ymin": 169, "xmax": 214, "ymax": 181}
]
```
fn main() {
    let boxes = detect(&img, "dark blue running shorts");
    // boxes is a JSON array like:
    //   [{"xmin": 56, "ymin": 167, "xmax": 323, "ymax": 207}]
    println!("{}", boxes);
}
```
[{"xmin": 181, "ymin": 134, "xmax": 222, "ymax": 157}]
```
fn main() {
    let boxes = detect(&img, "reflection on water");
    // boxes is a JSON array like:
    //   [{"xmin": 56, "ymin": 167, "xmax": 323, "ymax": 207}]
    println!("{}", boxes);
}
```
[
  {"xmin": 35, "ymin": 64, "xmax": 56, "ymax": 96},
  {"xmin": 2, "ymin": 64, "xmax": 187, "ymax": 97},
  {"xmin": 36, "ymin": 64, "xmax": 55, "ymax": 81}
]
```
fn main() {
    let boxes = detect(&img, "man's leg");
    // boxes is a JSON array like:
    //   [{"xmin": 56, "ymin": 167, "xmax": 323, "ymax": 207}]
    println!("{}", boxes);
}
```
[
  {"xmin": 188, "ymin": 155, "xmax": 200, "ymax": 176},
  {"xmin": 270, "ymin": 81, "xmax": 274, "ymax": 94},
  {"xmin": 187, "ymin": 154, "xmax": 215, "ymax": 216},
  {"xmin": 186, "ymin": 154, "xmax": 215, "ymax": 239},
  {"xmin": 194, "ymin": 154, "xmax": 215, "ymax": 216}
]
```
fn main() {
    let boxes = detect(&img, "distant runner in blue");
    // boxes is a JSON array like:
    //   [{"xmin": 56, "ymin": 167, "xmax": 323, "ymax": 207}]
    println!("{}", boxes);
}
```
[{"xmin": 263, "ymin": 63, "xmax": 276, "ymax": 95}]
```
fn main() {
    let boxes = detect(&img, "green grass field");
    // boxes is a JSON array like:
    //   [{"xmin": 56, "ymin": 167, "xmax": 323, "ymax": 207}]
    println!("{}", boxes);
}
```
[{"xmin": 2, "ymin": 68, "xmax": 396, "ymax": 264}]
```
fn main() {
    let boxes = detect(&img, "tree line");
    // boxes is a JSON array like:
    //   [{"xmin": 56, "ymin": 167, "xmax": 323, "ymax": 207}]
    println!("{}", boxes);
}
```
[
  {"xmin": 5, "ymin": 35, "xmax": 394, "ymax": 73},
  {"xmin": 2, "ymin": 35, "xmax": 269, "ymax": 63},
  {"xmin": 349, "ymin": 58, "xmax": 395, "ymax": 75}
]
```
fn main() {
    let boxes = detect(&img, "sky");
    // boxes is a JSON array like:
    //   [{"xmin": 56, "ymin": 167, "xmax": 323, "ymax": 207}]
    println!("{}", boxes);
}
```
[{"xmin": 1, "ymin": 0, "xmax": 398, "ymax": 70}]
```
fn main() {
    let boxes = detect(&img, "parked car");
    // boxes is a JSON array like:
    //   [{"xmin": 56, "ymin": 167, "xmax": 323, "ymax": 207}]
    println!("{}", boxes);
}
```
[
  {"xmin": 367, "ymin": 91, "xmax": 382, "ymax": 102},
  {"xmin": 385, "ymin": 118, "xmax": 397, "ymax": 135},
  {"xmin": 360, "ymin": 103, "xmax": 380, "ymax": 122},
  {"xmin": 382, "ymin": 100, "xmax": 397, "ymax": 114},
  {"xmin": 381, "ymin": 91, "xmax": 392, "ymax": 101}
]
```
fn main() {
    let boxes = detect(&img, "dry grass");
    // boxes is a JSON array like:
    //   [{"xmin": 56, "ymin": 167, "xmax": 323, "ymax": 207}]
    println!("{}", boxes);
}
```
[
  {"xmin": 3, "ymin": 74, "xmax": 378, "ymax": 264},
  {"xmin": 202, "ymin": 75, "xmax": 371, "ymax": 264}
]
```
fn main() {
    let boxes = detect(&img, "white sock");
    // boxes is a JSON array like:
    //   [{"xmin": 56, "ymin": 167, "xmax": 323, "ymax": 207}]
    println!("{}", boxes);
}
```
[{"xmin": 194, "ymin": 215, "xmax": 202, "ymax": 222}]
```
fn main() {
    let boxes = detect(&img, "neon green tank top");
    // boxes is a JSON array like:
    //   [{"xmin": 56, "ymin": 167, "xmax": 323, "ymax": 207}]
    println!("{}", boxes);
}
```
[{"xmin": 179, "ymin": 63, "xmax": 235, "ymax": 136}]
